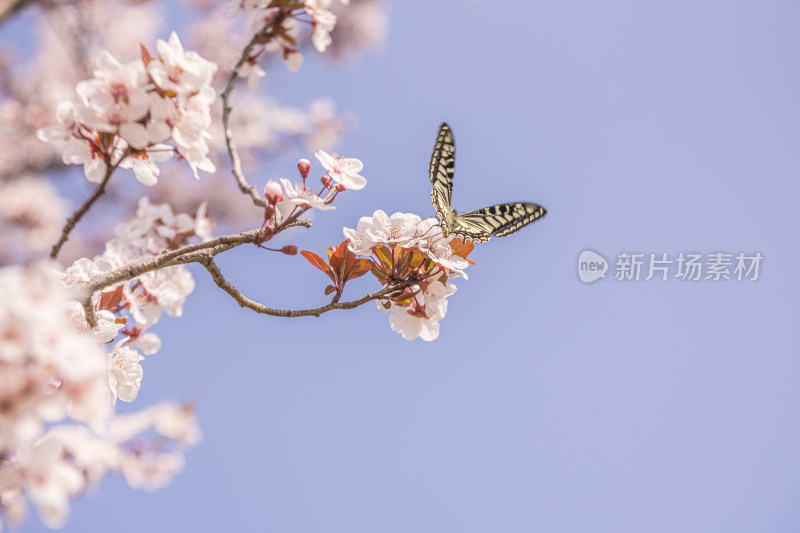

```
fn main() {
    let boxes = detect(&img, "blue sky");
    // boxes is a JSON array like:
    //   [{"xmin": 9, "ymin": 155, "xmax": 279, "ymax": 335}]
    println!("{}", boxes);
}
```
[{"xmin": 10, "ymin": 0, "xmax": 800, "ymax": 531}]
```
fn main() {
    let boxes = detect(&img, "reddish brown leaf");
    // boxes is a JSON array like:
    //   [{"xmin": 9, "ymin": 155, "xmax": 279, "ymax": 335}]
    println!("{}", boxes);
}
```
[
  {"xmin": 348, "ymin": 259, "xmax": 373, "ymax": 281},
  {"xmin": 344, "ymin": 246, "xmax": 356, "ymax": 270},
  {"xmin": 97, "ymin": 285, "xmax": 124, "ymax": 312},
  {"xmin": 324, "ymin": 285, "xmax": 337, "ymax": 296},
  {"xmin": 300, "ymin": 250, "xmax": 330, "ymax": 273}
]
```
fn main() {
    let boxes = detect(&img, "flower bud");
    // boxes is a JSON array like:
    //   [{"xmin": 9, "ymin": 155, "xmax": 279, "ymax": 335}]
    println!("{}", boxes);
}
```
[
  {"xmin": 263, "ymin": 180, "xmax": 283, "ymax": 204},
  {"xmin": 320, "ymin": 175, "xmax": 332, "ymax": 189},
  {"xmin": 284, "ymin": 49, "xmax": 303, "ymax": 72},
  {"xmin": 335, "ymin": 183, "xmax": 346, "ymax": 192},
  {"xmin": 281, "ymin": 245, "xmax": 298, "ymax": 255},
  {"xmin": 297, "ymin": 159, "xmax": 311, "ymax": 179}
]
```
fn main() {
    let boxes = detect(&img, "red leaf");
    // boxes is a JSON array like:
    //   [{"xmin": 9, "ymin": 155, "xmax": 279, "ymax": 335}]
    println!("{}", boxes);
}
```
[
  {"xmin": 97, "ymin": 285, "xmax": 124, "ymax": 312},
  {"xmin": 300, "ymin": 250, "xmax": 331, "ymax": 273},
  {"xmin": 324, "ymin": 285, "xmax": 337, "ymax": 295}
]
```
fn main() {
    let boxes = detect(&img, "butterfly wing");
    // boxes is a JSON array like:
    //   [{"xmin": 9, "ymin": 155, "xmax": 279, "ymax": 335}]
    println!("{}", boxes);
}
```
[
  {"xmin": 429, "ymin": 123, "xmax": 456, "ymax": 229},
  {"xmin": 453, "ymin": 202, "xmax": 547, "ymax": 242}
]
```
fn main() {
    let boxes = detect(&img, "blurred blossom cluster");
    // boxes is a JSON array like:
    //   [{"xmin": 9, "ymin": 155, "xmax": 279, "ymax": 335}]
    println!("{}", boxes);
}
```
[
  {"xmin": 0, "ymin": 262, "xmax": 200, "ymax": 529},
  {"xmin": 0, "ymin": 197, "xmax": 208, "ymax": 529},
  {"xmin": 0, "ymin": 178, "xmax": 68, "ymax": 264}
]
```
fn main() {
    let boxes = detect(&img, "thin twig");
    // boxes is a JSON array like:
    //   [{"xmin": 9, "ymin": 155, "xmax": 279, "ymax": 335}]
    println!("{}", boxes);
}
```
[
  {"xmin": 221, "ymin": 11, "xmax": 289, "ymax": 208},
  {"xmin": 202, "ymin": 258, "xmax": 407, "ymax": 318},
  {"xmin": 78, "ymin": 229, "xmax": 265, "ymax": 296},
  {"xmin": 74, "ymin": 228, "xmax": 267, "ymax": 326},
  {"xmin": 50, "ymin": 164, "xmax": 114, "ymax": 260}
]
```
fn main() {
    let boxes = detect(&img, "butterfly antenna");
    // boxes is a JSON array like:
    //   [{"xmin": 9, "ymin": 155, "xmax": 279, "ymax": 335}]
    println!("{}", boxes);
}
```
[{"xmin": 413, "ymin": 219, "xmax": 445, "ymax": 244}]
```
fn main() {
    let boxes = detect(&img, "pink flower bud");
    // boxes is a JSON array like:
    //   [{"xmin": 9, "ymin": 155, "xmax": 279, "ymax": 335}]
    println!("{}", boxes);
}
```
[
  {"xmin": 297, "ymin": 159, "xmax": 311, "ymax": 179},
  {"xmin": 260, "ymin": 226, "xmax": 274, "ymax": 242},
  {"xmin": 283, "ymin": 49, "xmax": 303, "ymax": 72},
  {"xmin": 335, "ymin": 183, "xmax": 346, "ymax": 192},
  {"xmin": 263, "ymin": 180, "xmax": 283, "ymax": 204},
  {"xmin": 321, "ymin": 175, "xmax": 332, "ymax": 189},
  {"xmin": 281, "ymin": 245, "xmax": 298, "ymax": 255}
]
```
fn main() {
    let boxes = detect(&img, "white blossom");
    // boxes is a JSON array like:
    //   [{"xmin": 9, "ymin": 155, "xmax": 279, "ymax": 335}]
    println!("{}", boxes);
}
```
[
  {"xmin": 108, "ymin": 344, "xmax": 144, "ymax": 404},
  {"xmin": 148, "ymin": 32, "xmax": 217, "ymax": 96},
  {"xmin": 315, "ymin": 149, "xmax": 366, "ymax": 190},
  {"xmin": 279, "ymin": 177, "xmax": 335, "ymax": 212},
  {"xmin": 386, "ymin": 292, "xmax": 446, "ymax": 342},
  {"xmin": 343, "ymin": 210, "xmax": 420, "ymax": 252}
]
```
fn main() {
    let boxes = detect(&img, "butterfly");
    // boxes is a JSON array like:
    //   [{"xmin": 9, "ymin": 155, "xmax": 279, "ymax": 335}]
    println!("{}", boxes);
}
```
[{"xmin": 429, "ymin": 123, "xmax": 547, "ymax": 243}]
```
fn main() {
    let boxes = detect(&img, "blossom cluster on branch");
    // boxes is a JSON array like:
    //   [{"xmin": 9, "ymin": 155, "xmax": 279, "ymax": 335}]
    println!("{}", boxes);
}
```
[
  {"xmin": 304, "ymin": 210, "xmax": 475, "ymax": 341},
  {"xmin": 37, "ymin": 32, "xmax": 218, "ymax": 185}
]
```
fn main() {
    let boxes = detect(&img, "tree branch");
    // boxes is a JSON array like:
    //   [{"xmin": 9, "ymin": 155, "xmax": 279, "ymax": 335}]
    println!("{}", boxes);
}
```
[
  {"xmin": 50, "ymin": 164, "xmax": 114, "ymax": 260},
  {"xmin": 75, "ymin": 223, "xmax": 402, "ymax": 326},
  {"xmin": 201, "ymin": 258, "xmax": 407, "ymax": 318},
  {"xmin": 74, "ymin": 228, "xmax": 266, "ymax": 327},
  {"xmin": 221, "ymin": 11, "xmax": 289, "ymax": 208}
]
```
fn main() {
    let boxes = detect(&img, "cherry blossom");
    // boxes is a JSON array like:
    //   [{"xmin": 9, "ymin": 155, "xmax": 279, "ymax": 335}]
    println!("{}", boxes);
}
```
[
  {"xmin": 264, "ymin": 180, "xmax": 284, "ymax": 205},
  {"xmin": 280, "ymin": 177, "xmax": 335, "ymax": 212},
  {"xmin": 148, "ymin": 32, "xmax": 218, "ymax": 96},
  {"xmin": 384, "ymin": 278, "xmax": 457, "ymax": 341},
  {"xmin": 342, "ymin": 210, "xmax": 419, "ymax": 253},
  {"xmin": 14, "ymin": 437, "xmax": 84, "ymax": 529},
  {"xmin": 239, "ymin": 60, "xmax": 267, "ymax": 89},
  {"xmin": 74, "ymin": 52, "xmax": 149, "ymax": 133},
  {"xmin": 117, "ymin": 144, "xmax": 174, "ymax": 186},
  {"xmin": 108, "ymin": 344, "xmax": 145, "ymax": 404},
  {"xmin": 305, "ymin": 0, "xmax": 338, "ymax": 53},
  {"xmin": 37, "ymin": 35, "xmax": 218, "ymax": 185},
  {"xmin": 120, "ymin": 449, "xmax": 186, "ymax": 491},
  {"xmin": 315, "ymin": 149, "xmax": 366, "ymax": 190}
]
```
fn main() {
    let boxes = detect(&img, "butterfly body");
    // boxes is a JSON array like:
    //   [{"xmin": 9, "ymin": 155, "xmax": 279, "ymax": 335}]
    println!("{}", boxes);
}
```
[{"xmin": 429, "ymin": 123, "xmax": 547, "ymax": 243}]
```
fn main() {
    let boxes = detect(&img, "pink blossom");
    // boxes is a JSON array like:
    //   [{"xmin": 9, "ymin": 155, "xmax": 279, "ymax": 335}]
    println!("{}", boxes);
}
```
[
  {"xmin": 148, "ymin": 32, "xmax": 218, "ymax": 96},
  {"xmin": 315, "ymin": 149, "xmax": 366, "ymax": 190}
]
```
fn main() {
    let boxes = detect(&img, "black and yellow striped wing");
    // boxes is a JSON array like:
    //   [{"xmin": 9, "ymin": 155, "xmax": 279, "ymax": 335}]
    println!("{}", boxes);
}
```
[
  {"xmin": 428, "ymin": 122, "xmax": 547, "ymax": 243},
  {"xmin": 453, "ymin": 203, "xmax": 547, "ymax": 243},
  {"xmin": 428, "ymin": 123, "xmax": 455, "ymax": 225}
]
